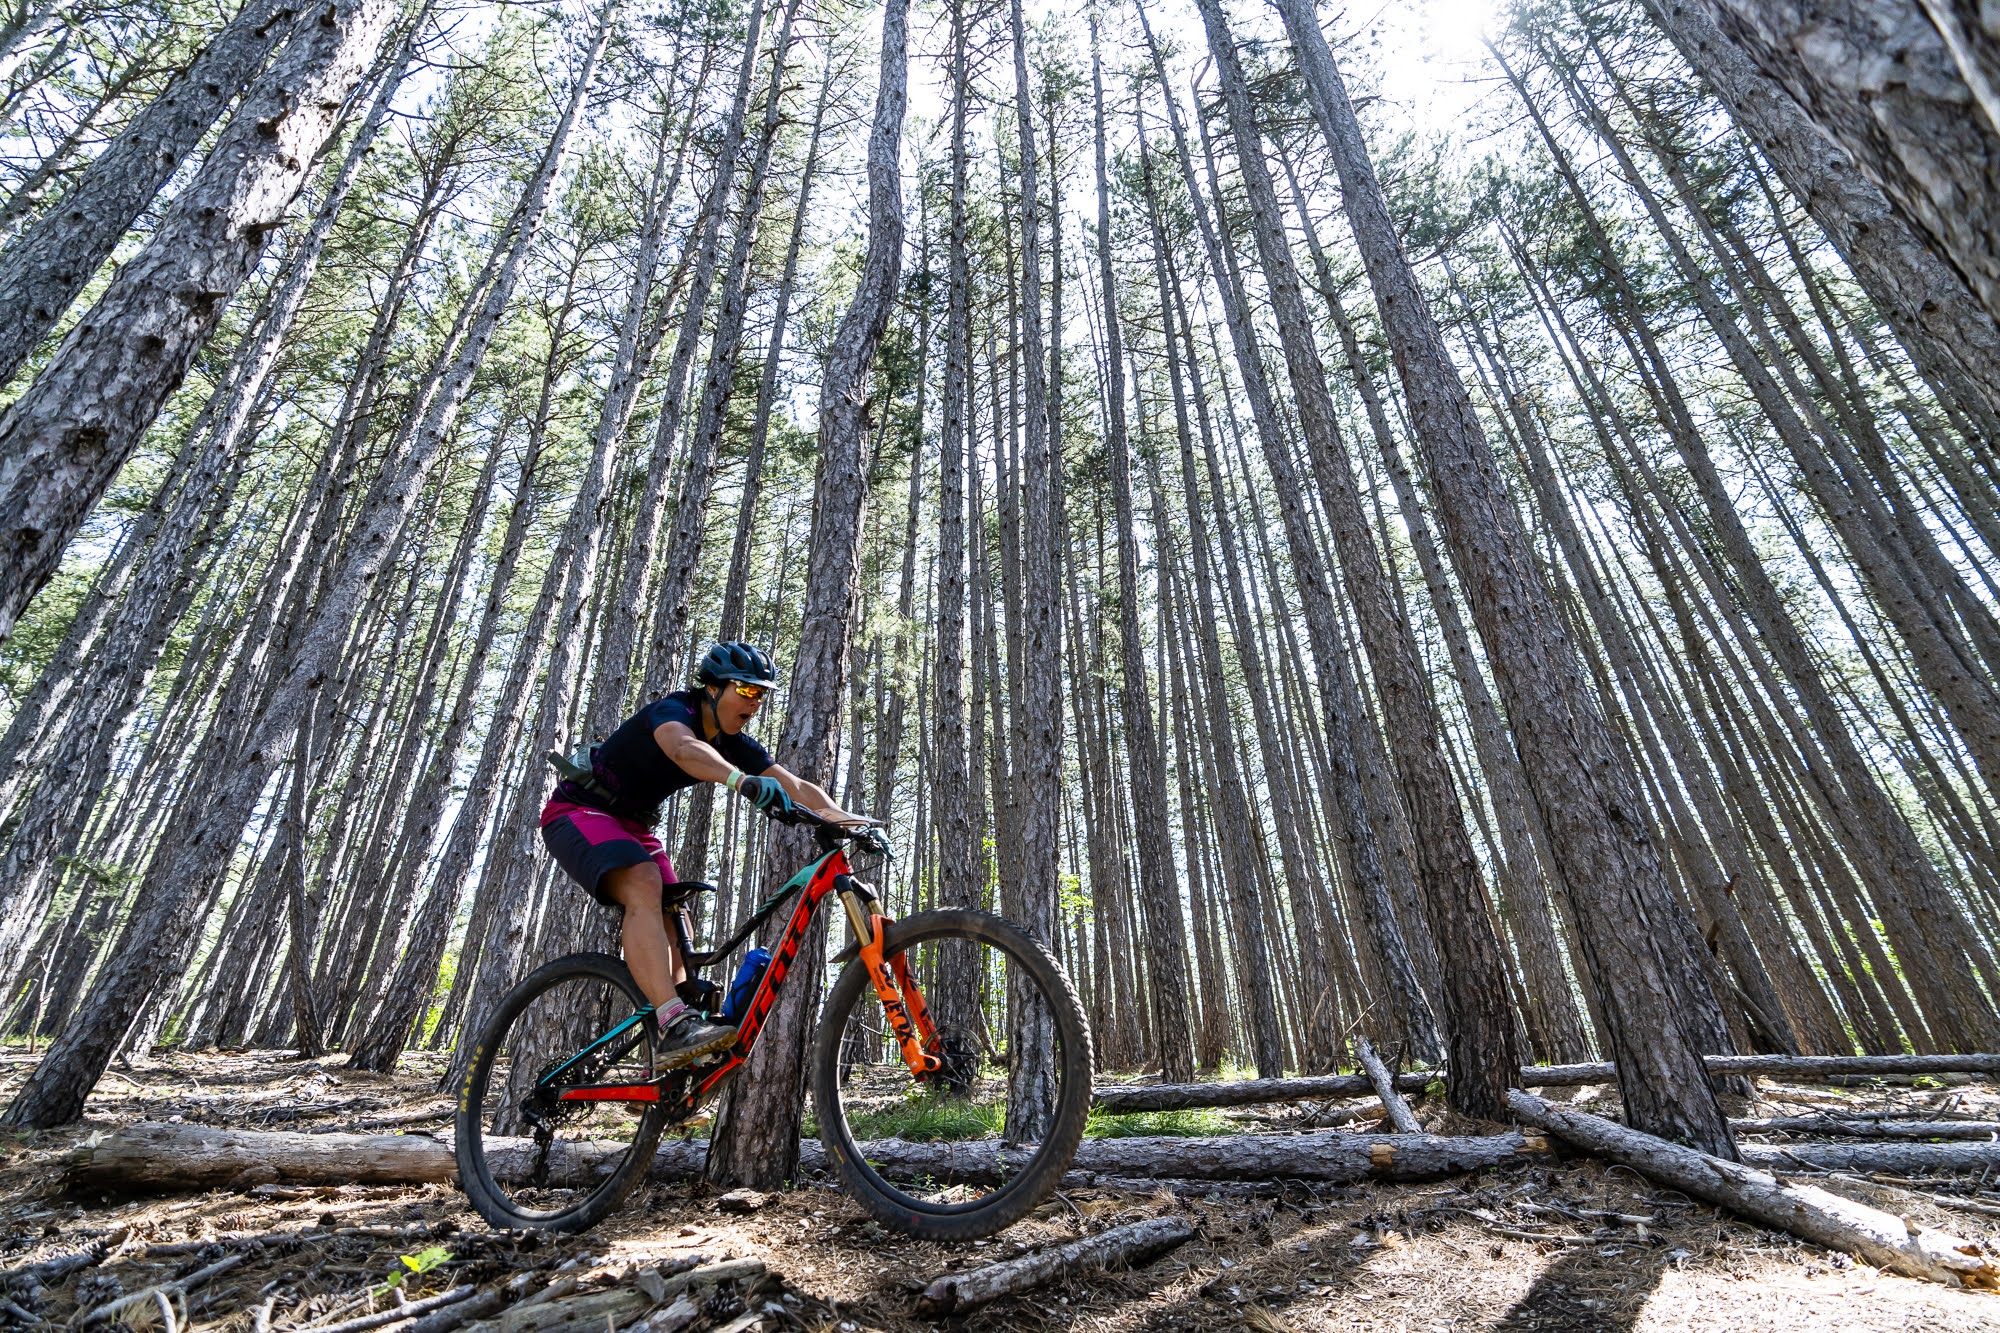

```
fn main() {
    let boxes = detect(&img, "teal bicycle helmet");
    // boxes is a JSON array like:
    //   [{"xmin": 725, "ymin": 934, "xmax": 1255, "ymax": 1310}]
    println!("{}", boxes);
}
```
[{"xmin": 696, "ymin": 640, "xmax": 780, "ymax": 689}]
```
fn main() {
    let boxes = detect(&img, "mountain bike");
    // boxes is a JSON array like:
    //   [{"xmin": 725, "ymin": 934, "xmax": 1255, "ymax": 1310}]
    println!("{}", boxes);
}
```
[{"xmin": 453, "ymin": 807, "xmax": 1092, "ymax": 1240}]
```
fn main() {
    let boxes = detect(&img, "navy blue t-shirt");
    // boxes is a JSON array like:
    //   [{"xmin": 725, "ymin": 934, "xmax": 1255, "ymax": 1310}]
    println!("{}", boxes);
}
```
[{"xmin": 563, "ymin": 689, "xmax": 775, "ymax": 820}]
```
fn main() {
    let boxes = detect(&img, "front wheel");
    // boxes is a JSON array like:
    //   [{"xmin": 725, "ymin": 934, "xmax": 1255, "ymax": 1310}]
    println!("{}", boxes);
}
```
[
  {"xmin": 811, "ymin": 908, "xmax": 1092, "ymax": 1240},
  {"xmin": 455, "ymin": 952, "xmax": 666, "ymax": 1233}
]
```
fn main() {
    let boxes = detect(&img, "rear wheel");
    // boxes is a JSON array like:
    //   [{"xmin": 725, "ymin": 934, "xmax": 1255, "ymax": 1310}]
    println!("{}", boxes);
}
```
[
  {"xmin": 811, "ymin": 908, "xmax": 1092, "ymax": 1240},
  {"xmin": 455, "ymin": 952, "xmax": 665, "ymax": 1232}
]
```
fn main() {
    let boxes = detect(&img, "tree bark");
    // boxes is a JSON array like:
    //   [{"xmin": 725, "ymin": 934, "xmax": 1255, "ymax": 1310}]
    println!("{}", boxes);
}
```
[
  {"xmin": 702, "ymin": 0, "xmax": 907, "ymax": 1189},
  {"xmin": 0, "ymin": 0, "xmax": 298, "ymax": 389},
  {"xmin": 1734, "ymin": 1116, "xmax": 2000, "ymax": 1138},
  {"xmin": 1637, "ymin": 0, "xmax": 2000, "ymax": 430},
  {"xmin": 1092, "ymin": 19, "xmax": 1190, "ymax": 1084},
  {"xmin": 1737, "ymin": 1142, "xmax": 2000, "ymax": 1173},
  {"xmin": 1357, "ymin": 1035, "xmax": 1424, "ymax": 1134},
  {"xmin": 1692, "ymin": 0, "xmax": 2000, "ymax": 332}
]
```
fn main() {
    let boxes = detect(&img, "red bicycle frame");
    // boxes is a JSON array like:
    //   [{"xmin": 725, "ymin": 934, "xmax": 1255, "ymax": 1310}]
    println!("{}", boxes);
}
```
[{"xmin": 556, "ymin": 842, "xmax": 944, "ymax": 1114}]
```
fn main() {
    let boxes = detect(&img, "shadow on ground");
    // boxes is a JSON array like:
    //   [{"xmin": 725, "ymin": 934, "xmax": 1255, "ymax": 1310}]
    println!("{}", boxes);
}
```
[{"xmin": 1492, "ymin": 1241, "xmax": 1670, "ymax": 1332}]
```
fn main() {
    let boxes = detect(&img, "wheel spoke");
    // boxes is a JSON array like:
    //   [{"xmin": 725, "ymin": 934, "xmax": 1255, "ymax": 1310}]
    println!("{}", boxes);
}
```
[
  {"xmin": 457, "ymin": 957, "xmax": 664, "ymax": 1231},
  {"xmin": 815, "ymin": 911, "xmax": 1089, "ymax": 1237}
]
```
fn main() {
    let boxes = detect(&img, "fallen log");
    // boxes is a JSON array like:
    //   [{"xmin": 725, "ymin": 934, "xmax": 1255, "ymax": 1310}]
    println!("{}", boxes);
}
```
[
  {"xmin": 1740, "ymin": 1141, "xmax": 2000, "ymax": 1174},
  {"xmin": 68, "ymin": 1121, "xmax": 458, "ymax": 1190},
  {"xmin": 460, "ymin": 1261, "xmax": 762, "ymax": 1333},
  {"xmin": 1356, "ymin": 1037, "xmax": 1423, "ymax": 1135},
  {"xmin": 67, "ymin": 1121, "xmax": 1553, "ymax": 1192},
  {"xmin": 796, "ymin": 1129, "xmax": 1552, "ymax": 1187},
  {"xmin": 1825, "ymin": 1174, "xmax": 2000, "ymax": 1220},
  {"xmin": 1528, "ymin": 1054, "xmax": 2000, "ymax": 1087},
  {"xmin": 1092, "ymin": 1072, "xmax": 1427, "ymax": 1113},
  {"xmin": 1509, "ymin": 1089, "xmax": 1999, "ymax": 1290},
  {"xmin": 313, "ymin": 1284, "xmax": 478, "ymax": 1333},
  {"xmin": 918, "ymin": 1216, "xmax": 1195, "ymax": 1314},
  {"xmin": 621, "ymin": 1296, "xmax": 698, "ymax": 1333},
  {"xmin": 1301, "ymin": 1100, "xmax": 1385, "ymax": 1130},
  {"xmin": 10, "ymin": 1242, "xmax": 108, "ymax": 1283},
  {"xmin": 404, "ymin": 1278, "xmax": 535, "ymax": 1333},
  {"xmin": 315, "ymin": 1105, "xmax": 455, "ymax": 1135},
  {"xmin": 1733, "ymin": 1117, "xmax": 2000, "ymax": 1141},
  {"xmin": 1089, "ymin": 1054, "xmax": 2000, "ymax": 1113}
]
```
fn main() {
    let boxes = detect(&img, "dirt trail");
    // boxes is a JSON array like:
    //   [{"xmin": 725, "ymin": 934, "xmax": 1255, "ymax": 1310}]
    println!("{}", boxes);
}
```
[{"xmin": 3, "ymin": 1050, "xmax": 1998, "ymax": 1330}]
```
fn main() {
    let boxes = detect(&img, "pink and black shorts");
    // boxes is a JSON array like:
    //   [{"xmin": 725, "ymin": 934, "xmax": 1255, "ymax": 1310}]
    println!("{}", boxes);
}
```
[{"xmin": 539, "ymin": 797, "xmax": 677, "ymax": 907}]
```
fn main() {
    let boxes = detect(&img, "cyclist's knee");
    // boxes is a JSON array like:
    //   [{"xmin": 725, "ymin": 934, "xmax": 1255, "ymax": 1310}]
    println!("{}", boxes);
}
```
[{"xmin": 604, "ymin": 861, "xmax": 665, "ymax": 916}]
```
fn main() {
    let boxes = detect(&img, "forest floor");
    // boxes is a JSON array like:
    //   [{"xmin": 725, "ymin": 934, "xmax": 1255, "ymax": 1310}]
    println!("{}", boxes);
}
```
[{"xmin": 2, "ymin": 1050, "xmax": 1998, "ymax": 1331}]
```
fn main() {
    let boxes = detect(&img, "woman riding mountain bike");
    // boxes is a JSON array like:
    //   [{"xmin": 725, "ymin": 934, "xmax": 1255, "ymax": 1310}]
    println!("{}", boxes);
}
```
[
  {"xmin": 459, "ymin": 634, "xmax": 1091, "ymax": 1239},
  {"xmin": 538, "ymin": 639, "xmax": 881, "ymax": 1067}
]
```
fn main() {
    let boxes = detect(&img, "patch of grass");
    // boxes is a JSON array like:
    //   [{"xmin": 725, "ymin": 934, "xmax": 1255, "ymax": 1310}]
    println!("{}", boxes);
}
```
[
  {"xmin": 835, "ymin": 1096, "xmax": 1006, "ymax": 1142},
  {"xmin": 1084, "ymin": 1108, "xmax": 1240, "ymax": 1138}
]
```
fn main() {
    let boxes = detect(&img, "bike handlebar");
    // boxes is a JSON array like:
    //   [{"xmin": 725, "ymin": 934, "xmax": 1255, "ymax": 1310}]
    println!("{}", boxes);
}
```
[{"xmin": 775, "ymin": 802, "xmax": 889, "ymax": 849}]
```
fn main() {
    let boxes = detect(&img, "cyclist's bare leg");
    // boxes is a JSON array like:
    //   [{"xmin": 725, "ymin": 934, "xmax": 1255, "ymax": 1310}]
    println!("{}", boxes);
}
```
[
  {"xmin": 603, "ymin": 861, "xmax": 737, "ymax": 1066},
  {"xmin": 604, "ymin": 862, "xmax": 683, "ymax": 1013}
]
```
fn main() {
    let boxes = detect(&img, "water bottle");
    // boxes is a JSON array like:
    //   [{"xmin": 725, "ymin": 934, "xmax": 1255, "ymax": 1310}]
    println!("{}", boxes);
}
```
[{"xmin": 720, "ymin": 947, "xmax": 772, "ymax": 1023}]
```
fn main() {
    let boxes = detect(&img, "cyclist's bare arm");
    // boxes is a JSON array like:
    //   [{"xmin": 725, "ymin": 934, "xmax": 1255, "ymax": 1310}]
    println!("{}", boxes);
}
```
[
  {"xmin": 654, "ymin": 721, "xmax": 866, "ymax": 826},
  {"xmin": 654, "ymin": 720, "xmax": 736, "ymax": 781}
]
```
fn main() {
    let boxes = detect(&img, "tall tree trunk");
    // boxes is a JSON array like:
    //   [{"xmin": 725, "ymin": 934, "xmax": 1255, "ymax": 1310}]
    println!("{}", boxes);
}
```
[
  {"xmin": 1001, "ymin": 0, "xmax": 1064, "ymax": 1131},
  {"xmin": 1136, "ymin": 2, "xmax": 1438, "ymax": 1069},
  {"xmin": 926, "ymin": 0, "xmax": 980, "ymax": 1050},
  {"xmin": 0, "ymin": 0, "xmax": 300, "ymax": 388},
  {"xmin": 717, "ymin": 59, "xmax": 831, "ymax": 643},
  {"xmin": 634, "ymin": 0, "xmax": 802, "ymax": 707},
  {"xmin": 1129, "ymin": 107, "xmax": 1290, "ymax": 1074},
  {"xmin": 703, "ymin": 0, "xmax": 907, "ymax": 1190},
  {"xmin": 1091, "ymin": 18, "xmax": 1191, "ymax": 1083},
  {"xmin": 1191, "ymin": 0, "xmax": 1520, "ymax": 1117},
  {"xmin": 590, "ymin": 0, "xmax": 768, "ymax": 727},
  {"xmin": 282, "ymin": 712, "xmax": 324, "ymax": 1057}
]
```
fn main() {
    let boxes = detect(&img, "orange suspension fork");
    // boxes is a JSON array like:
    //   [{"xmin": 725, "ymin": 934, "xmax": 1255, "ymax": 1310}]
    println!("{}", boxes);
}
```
[{"xmin": 856, "ymin": 912, "xmax": 942, "ymax": 1077}]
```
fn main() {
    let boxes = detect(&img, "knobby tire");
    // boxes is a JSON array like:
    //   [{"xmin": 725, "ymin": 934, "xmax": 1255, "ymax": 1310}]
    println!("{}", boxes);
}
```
[
  {"xmin": 810, "ymin": 907, "xmax": 1093, "ymax": 1241},
  {"xmin": 455, "ymin": 952, "xmax": 666, "ymax": 1233}
]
